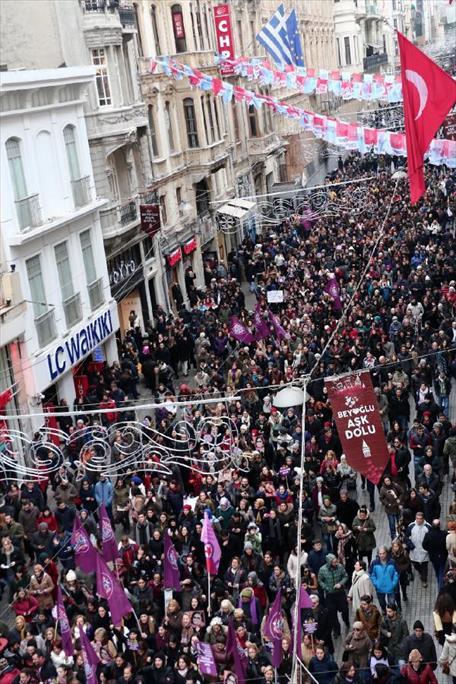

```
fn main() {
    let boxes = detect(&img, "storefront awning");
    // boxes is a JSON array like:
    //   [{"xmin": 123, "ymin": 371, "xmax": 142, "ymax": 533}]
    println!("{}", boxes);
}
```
[{"xmin": 216, "ymin": 198, "xmax": 256, "ymax": 220}]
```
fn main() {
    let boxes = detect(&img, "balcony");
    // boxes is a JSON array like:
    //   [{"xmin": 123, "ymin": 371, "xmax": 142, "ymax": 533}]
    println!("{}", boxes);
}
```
[
  {"xmin": 35, "ymin": 309, "xmax": 57, "ymax": 348},
  {"xmin": 0, "ymin": 271, "xmax": 26, "ymax": 345},
  {"xmin": 71, "ymin": 176, "xmax": 91, "ymax": 208},
  {"xmin": 118, "ymin": 5, "xmax": 136, "ymax": 29},
  {"xmin": 15, "ymin": 194, "xmax": 42, "ymax": 231},
  {"xmin": 363, "ymin": 52, "xmax": 388, "ymax": 70},
  {"xmin": 63, "ymin": 293, "xmax": 83, "ymax": 329},
  {"xmin": 120, "ymin": 199, "xmax": 137, "ymax": 225},
  {"xmin": 88, "ymin": 278, "xmax": 104, "ymax": 310},
  {"xmin": 247, "ymin": 132, "xmax": 283, "ymax": 157}
]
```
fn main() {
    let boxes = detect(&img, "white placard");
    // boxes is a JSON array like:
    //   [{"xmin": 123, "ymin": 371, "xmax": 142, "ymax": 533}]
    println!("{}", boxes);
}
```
[{"xmin": 267, "ymin": 290, "xmax": 284, "ymax": 303}]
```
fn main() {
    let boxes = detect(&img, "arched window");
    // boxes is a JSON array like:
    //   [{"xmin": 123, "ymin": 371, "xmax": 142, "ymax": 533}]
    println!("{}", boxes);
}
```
[
  {"xmin": 171, "ymin": 4, "xmax": 187, "ymax": 52},
  {"xmin": 164, "ymin": 101, "xmax": 175, "ymax": 153},
  {"xmin": 183, "ymin": 98, "xmax": 199, "ymax": 148},
  {"xmin": 151, "ymin": 4, "xmax": 161, "ymax": 55},
  {"xmin": 63, "ymin": 125, "xmax": 81, "ymax": 181},
  {"xmin": 6, "ymin": 137, "xmax": 27, "ymax": 200}
]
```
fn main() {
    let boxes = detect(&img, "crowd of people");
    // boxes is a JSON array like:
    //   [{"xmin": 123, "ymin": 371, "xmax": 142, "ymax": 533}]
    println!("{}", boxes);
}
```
[{"xmin": 0, "ymin": 158, "xmax": 455, "ymax": 684}]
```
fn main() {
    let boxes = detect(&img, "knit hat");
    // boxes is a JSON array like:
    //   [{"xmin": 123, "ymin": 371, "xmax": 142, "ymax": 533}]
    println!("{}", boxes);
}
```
[
  {"xmin": 66, "ymin": 570, "xmax": 77, "ymax": 582},
  {"xmin": 219, "ymin": 497, "xmax": 230, "ymax": 509},
  {"xmin": 353, "ymin": 621, "xmax": 364, "ymax": 630},
  {"xmin": 326, "ymin": 553, "xmax": 336, "ymax": 563},
  {"xmin": 240, "ymin": 588, "xmax": 254, "ymax": 600},
  {"xmin": 408, "ymin": 649, "xmax": 422, "ymax": 663},
  {"xmin": 413, "ymin": 620, "xmax": 425, "ymax": 630},
  {"xmin": 244, "ymin": 541, "xmax": 253, "ymax": 551}
]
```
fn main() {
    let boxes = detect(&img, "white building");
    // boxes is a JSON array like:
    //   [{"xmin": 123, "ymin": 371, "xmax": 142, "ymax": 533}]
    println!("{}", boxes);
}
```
[{"xmin": 0, "ymin": 68, "xmax": 119, "ymax": 427}]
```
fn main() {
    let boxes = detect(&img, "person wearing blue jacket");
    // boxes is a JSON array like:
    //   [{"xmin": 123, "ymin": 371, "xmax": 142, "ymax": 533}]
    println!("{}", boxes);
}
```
[
  {"xmin": 369, "ymin": 546, "xmax": 399, "ymax": 613},
  {"xmin": 308, "ymin": 644, "xmax": 338, "ymax": 684},
  {"xmin": 94, "ymin": 474, "xmax": 114, "ymax": 520}
]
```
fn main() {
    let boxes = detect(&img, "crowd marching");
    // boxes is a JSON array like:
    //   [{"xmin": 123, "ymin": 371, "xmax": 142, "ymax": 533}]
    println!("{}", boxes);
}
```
[{"xmin": 0, "ymin": 156, "xmax": 455, "ymax": 684}]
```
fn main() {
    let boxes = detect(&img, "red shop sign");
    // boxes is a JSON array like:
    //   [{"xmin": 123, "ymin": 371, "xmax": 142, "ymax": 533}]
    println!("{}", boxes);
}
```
[
  {"xmin": 140, "ymin": 204, "xmax": 161, "ymax": 238},
  {"xmin": 167, "ymin": 247, "xmax": 182, "ymax": 267},
  {"xmin": 325, "ymin": 371, "xmax": 390, "ymax": 485},
  {"xmin": 183, "ymin": 236, "xmax": 197, "ymax": 255},
  {"xmin": 214, "ymin": 4, "xmax": 235, "ymax": 75},
  {"xmin": 172, "ymin": 11, "xmax": 185, "ymax": 39}
]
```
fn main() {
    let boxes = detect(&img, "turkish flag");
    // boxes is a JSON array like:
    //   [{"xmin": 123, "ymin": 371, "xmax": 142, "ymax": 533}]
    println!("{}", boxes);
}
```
[{"xmin": 398, "ymin": 31, "xmax": 456, "ymax": 203}]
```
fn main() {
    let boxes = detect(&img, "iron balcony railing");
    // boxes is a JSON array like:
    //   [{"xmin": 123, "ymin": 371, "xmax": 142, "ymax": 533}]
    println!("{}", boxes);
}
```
[
  {"xmin": 88, "ymin": 278, "xmax": 104, "ymax": 310},
  {"xmin": 63, "ymin": 292, "xmax": 82, "ymax": 329},
  {"xmin": 15, "ymin": 194, "xmax": 42, "ymax": 231},
  {"xmin": 35, "ymin": 309, "xmax": 57, "ymax": 347},
  {"xmin": 71, "ymin": 176, "xmax": 91, "ymax": 208}
]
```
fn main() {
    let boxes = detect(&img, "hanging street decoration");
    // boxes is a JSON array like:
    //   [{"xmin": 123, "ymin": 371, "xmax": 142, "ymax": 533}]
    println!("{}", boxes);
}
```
[
  {"xmin": 215, "ymin": 55, "xmax": 404, "ymax": 102},
  {"xmin": 149, "ymin": 57, "xmax": 456, "ymax": 168}
]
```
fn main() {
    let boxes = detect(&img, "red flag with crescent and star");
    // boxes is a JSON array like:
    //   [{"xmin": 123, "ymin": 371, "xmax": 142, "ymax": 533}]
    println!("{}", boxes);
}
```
[{"xmin": 397, "ymin": 31, "xmax": 456, "ymax": 204}]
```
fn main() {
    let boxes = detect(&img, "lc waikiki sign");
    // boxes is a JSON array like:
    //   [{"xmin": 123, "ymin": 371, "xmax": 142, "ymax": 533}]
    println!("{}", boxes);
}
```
[{"xmin": 39, "ymin": 303, "xmax": 119, "ymax": 386}]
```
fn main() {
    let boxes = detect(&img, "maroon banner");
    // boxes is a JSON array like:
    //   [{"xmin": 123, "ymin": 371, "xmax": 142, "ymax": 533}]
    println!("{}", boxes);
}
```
[
  {"xmin": 140, "ymin": 204, "xmax": 160, "ymax": 238},
  {"xmin": 172, "ymin": 10, "xmax": 185, "ymax": 39},
  {"xmin": 325, "ymin": 371, "xmax": 389, "ymax": 484},
  {"xmin": 214, "ymin": 4, "xmax": 235, "ymax": 75},
  {"xmin": 183, "ymin": 236, "xmax": 197, "ymax": 255}
]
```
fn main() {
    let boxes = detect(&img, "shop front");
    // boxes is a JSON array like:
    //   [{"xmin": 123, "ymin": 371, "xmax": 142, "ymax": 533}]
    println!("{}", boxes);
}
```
[
  {"xmin": 107, "ymin": 244, "xmax": 149, "ymax": 334},
  {"xmin": 30, "ymin": 301, "xmax": 119, "ymax": 420}
]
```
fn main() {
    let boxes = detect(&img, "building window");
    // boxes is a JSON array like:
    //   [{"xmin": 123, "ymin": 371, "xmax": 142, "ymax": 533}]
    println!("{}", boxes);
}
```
[
  {"xmin": 80, "ymin": 229, "xmax": 97, "ymax": 285},
  {"xmin": 195, "ymin": 1, "xmax": 204, "ymax": 49},
  {"xmin": 91, "ymin": 48, "xmax": 111, "ymax": 106},
  {"xmin": 147, "ymin": 105, "xmax": 159, "ymax": 156},
  {"xmin": 55, "ymin": 242, "xmax": 74, "ymax": 302},
  {"xmin": 231, "ymin": 100, "xmax": 240, "ymax": 139},
  {"xmin": 133, "ymin": 4, "xmax": 143, "ymax": 55},
  {"xmin": 164, "ymin": 101, "xmax": 175, "ymax": 152},
  {"xmin": 184, "ymin": 98, "xmax": 199, "ymax": 148},
  {"xmin": 151, "ymin": 4, "xmax": 161, "ymax": 54},
  {"xmin": 159, "ymin": 195, "xmax": 167, "ymax": 225},
  {"xmin": 237, "ymin": 20, "xmax": 244, "ymax": 54},
  {"xmin": 214, "ymin": 98, "xmax": 222, "ymax": 139},
  {"xmin": 248, "ymin": 105, "xmax": 258, "ymax": 137},
  {"xmin": 190, "ymin": 3, "xmax": 198, "ymax": 49},
  {"xmin": 203, "ymin": 6, "xmax": 211, "ymax": 49},
  {"xmin": 206, "ymin": 95, "xmax": 216, "ymax": 144},
  {"xmin": 26, "ymin": 255, "xmax": 47, "ymax": 317},
  {"xmin": 171, "ymin": 4, "xmax": 187, "ymax": 52},
  {"xmin": 383, "ymin": 34, "xmax": 387, "ymax": 54},
  {"xmin": 336, "ymin": 38, "xmax": 341, "ymax": 67},
  {"xmin": 63, "ymin": 125, "xmax": 81, "ymax": 181},
  {"xmin": 6, "ymin": 137, "xmax": 27, "ymax": 200},
  {"xmin": 344, "ymin": 36, "xmax": 351, "ymax": 66},
  {"xmin": 195, "ymin": 179, "xmax": 209, "ymax": 216}
]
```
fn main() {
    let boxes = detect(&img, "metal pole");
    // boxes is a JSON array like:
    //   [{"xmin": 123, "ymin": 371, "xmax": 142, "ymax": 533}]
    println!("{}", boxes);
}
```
[{"xmin": 291, "ymin": 378, "xmax": 308, "ymax": 684}]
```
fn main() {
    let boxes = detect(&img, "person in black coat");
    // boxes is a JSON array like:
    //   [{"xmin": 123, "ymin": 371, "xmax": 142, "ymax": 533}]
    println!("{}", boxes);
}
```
[
  {"xmin": 336, "ymin": 491, "xmax": 359, "ymax": 528},
  {"xmin": 422, "ymin": 519, "xmax": 448, "ymax": 589},
  {"xmin": 308, "ymin": 594, "xmax": 334, "ymax": 654}
]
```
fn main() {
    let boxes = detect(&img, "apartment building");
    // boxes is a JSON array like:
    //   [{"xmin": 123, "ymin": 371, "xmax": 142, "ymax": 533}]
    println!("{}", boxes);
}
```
[{"xmin": 0, "ymin": 68, "xmax": 119, "ymax": 427}]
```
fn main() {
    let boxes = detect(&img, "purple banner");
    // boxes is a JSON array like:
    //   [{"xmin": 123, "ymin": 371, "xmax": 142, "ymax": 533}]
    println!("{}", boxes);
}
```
[
  {"xmin": 96, "ymin": 553, "xmax": 133, "ymax": 627},
  {"xmin": 229, "ymin": 316, "xmax": 255, "ymax": 344},
  {"xmin": 253, "ymin": 303, "xmax": 271, "ymax": 341},
  {"xmin": 79, "ymin": 627, "xmax": 99, "ymax": 684},
  {"xmin": 324, "ymin": 275, "xmax": 342, "ymax": 311},
  {"xmin": 71, "ymin": 515, "xmax": 97, "ymax": 574},
  {"xmin": 226, "ymin": 619, "xmax": 247, "ymax": 684},
  {"xmin": 197, "ymin": 640, "xmax": 218, "ymax": 677},
  {"xmin": 99, "ymin": 504, "xmax": 119, "ymax": 563},
  {"xmin": 56, "ymin": 586, "xmax": 74, "ymax": 657},
  {"xmin": 263, "ymin": 590, "xmax": 283, "ymax": 667},
  {"xmin": 269, "ymin": 311, "xmax": 290, "ymax": 342}
]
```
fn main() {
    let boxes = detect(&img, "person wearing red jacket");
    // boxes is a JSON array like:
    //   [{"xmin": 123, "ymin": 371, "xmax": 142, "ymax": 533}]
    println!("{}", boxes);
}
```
[{"xmin": 11, "ymin": 588, "xmax": 39, "ymax": 622}]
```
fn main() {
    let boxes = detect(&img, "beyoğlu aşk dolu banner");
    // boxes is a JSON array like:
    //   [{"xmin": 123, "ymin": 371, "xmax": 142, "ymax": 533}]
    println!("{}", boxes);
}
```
[{"xmin": 325, "ymin": 371, "xmax": 389, "ymax": 484}]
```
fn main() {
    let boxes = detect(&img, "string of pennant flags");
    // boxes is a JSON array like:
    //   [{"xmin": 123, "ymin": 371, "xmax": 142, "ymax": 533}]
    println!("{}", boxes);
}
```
[
  {"xmin": 214, "ymin": 54, "xmax": 404, "ymax": 103},
  {"xmin": 150, "ymin": 57, "xmax": 456, "ymax": 167}
]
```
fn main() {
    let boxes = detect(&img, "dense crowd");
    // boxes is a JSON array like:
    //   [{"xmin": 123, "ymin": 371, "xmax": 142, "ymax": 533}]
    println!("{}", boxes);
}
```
[{"xmin": 0, "ymin": 158, "xmax": 455, "ymax": 684}]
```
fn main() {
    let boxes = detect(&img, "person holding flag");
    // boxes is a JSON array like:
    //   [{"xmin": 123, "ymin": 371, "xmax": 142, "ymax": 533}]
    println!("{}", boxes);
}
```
[{"xmin": 201, "ymin": 511, "xmax": 221, "ymax": 615}]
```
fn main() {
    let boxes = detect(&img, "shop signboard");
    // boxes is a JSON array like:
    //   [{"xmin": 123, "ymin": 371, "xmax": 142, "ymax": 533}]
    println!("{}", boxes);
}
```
[
  {"xmin": 167, "ymin": 247, "xmax": 182, "ymax": 267},
  {"xmin": 183, "ymin": 236, "xmax": 197, "ymax": 255},
  {"xmin": 214, "ymin": 4, "xmax": 235, "ymax": 75},
  {"xmin": 140, "ymin": 204, "xmax": 161, "ymax": 238},
  {"xmin": 172, "ymin": 10, "xmax": 185, "ymax": 39}
]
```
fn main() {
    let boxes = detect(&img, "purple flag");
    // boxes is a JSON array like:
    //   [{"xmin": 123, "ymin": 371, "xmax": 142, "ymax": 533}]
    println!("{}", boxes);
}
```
[
  {"xmin": 79, "ymin": 627, "xmax": 99, "ymax": 684},
  {"xmin": 56, "ymin": 586, "xmax": 74, "ymax": 657},
  {"xmin": 201, "ymin": 511, "xmax": 221, "ymax": 575},
  {"xmin": 294, "ymin": 587, "xmax": 313, "ymax": 658},
  {"xmin": 268, "ymin": 311, "xmax": 290, "ymax": 342},
  {"xmin": 99, "ymin": 503, "xmax": 119, "ymax": 563},
  {"xmin": 196, "ymin": 640, "xmax": 218, "ymax": 677},
  {"xmin": 253, "ymin": 303, "xmax": 271, "ymax": 341},
  {"xmin": 96, "ymin": 553, "xmax": 133, "ymax": 627},
  {"xmin": 226, "ymin": 619, "xmax": 247, "ymax": 684},
  {"xmin": 324, "ymin": 274, "xmax": 342, "ymax": 311},
  {"xmin": 71, "ymin": 515, "xmax": 97, "ymax": 574},
  {"xmin": 164, "ymin": 533, "xmax": 181, "ymax": 591},
  {"xmin": 263, "ymin": 590, "xmax": 283, "ymax": 668},
  {"xmin": 229, "ymin": 316, "xmax": 255, "ymax": 344}
]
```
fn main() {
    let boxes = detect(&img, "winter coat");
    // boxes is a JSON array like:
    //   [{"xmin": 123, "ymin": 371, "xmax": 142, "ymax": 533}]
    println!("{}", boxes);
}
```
[
  {"xmin": 308, "ymin": 654, "xmax": 338, "ymax": 684},
  {"xmin": 369, "ymin": 558, "xmax": 399, "ymax": 594},
  {"xmin": 344, "ymin": 629, "xmax": 372, "ymax": 668},
  {"xmin": 352, "ymin": 515, "xmax": 377, "ymax": 553},
  {"xmin": 439, "ymin": 634, "xmax": 456, "ymax": 677},
  {"xmin": 379, "ymin": 483, "xmax": 403, "ymax": 515},
  {"xmin": 401, "ymin": 633, "xmax": 437, "ymax": 669},
  {"xmin": 400, "ymin": 663, "xmax": 437, "ymax": 684},
  {"xmin": 407, "ymin": 522, "xmax": 431, "ymax": 563},
  {"xmin": 318, "ymin": 503, "xmax": 338, "ymax": 534},
  {"xmin": 348, "ymin": 570, "xmax": 376, "ymax": 612},
  {"xmin": 29, "ymin": 571, "xmax": 54, "ymax": 610},
  {"xmin": 318, "ymin": 558, "xmax": 348, "ymax": 594},
  {"xmin": 355, "ymin": 605, "xmax": 382, "ymax": 641},
  {"xmin": 380, "ymin": 613, "xmax": 410, "ymax": 664}
]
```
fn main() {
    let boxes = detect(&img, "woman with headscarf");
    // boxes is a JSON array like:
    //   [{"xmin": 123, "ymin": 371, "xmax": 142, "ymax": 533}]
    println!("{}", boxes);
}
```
[{"xmin": 401, "ymin": 649, "xmax": 437, "ymax": 684}]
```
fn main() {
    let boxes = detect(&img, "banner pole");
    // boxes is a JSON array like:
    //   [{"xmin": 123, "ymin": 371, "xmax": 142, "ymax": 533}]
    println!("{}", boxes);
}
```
[{"xmin": 207, "ymin": 572, "xmax": 211, "ymax": 616}]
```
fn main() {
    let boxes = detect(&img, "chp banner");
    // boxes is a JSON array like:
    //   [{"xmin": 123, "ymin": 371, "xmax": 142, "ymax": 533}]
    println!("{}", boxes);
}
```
[
  {"xmin": 214, "ymin": 4, "xmax": 235, "ymax": 75},
  {"xmin": 325, "ymin": 371, "xmax": 389, "ymax": 484}
]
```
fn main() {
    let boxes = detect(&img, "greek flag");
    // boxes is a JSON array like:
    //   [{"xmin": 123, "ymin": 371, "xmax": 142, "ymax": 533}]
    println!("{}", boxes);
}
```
[{"xmin": 256, "ymin": 4, "xmax": 304, "ymax": 67}]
